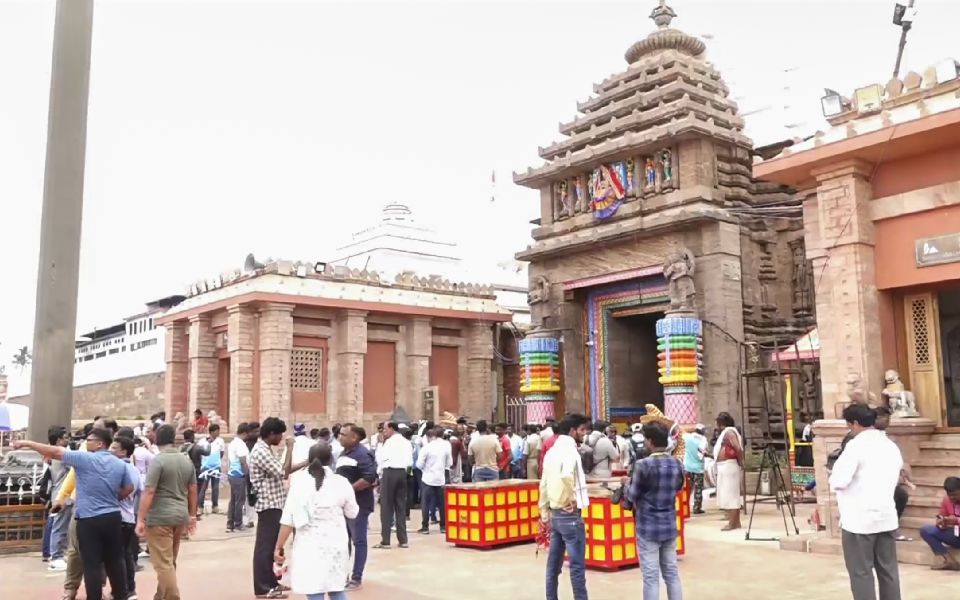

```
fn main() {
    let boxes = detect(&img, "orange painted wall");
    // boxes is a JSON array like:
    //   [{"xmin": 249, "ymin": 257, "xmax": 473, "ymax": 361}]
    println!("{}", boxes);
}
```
[
  {"xmin": 872, "ymin": 144, "xmax": 960, "ymax": 199},
  {"xmin": 874, "ymin": 205, "xmax": 960, "ymax": 290},
  {"xmin": 878, "ymin": 291, "xmax": 898, "ymax": 373}
]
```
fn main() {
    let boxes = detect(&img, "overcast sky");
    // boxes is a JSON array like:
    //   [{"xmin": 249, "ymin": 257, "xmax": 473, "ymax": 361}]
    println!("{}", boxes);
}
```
[{"xmin": 1, "ymin": 0, "xmax": 958, "ymax": 394}]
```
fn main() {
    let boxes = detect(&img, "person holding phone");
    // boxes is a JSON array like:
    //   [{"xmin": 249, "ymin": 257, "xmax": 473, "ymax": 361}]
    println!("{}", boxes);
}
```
[{"xmin": 919, "ymin": 477, "xmax": 960, "ymax": 570}]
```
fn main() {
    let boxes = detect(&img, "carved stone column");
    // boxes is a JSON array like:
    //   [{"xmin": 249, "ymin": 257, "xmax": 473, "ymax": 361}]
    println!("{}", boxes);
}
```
[
  {"xmin": 334, "ymin": 310, "xmax": 367, "ymax": 424},
  {"xmin": 188, "ymin": 314, "xmax": 217, "ymax": 417},
  {"xmin": 403, "ymin": 316, "xmax": 432, "ymax": 419},
  {"xmin": 227, "ymin": 304, "xmax": 256, "ymax": 427},
  {"xmin": 163, "ymin": 321, "xmax": 189, "ymax": 418},
  {"xmin": 805, "ymin": 161, "xmax": 883, "ymax": 417},
  {"xmin": 657, "ymin": 247, "xmax": 705, "ymax": 429},
  {"xmin": 464, "ymin": 322, "xmax": 495, "ymax": 422},
  {"xmin": 258, "ymin": 303, "xmax": 294, "ymax": 423}
]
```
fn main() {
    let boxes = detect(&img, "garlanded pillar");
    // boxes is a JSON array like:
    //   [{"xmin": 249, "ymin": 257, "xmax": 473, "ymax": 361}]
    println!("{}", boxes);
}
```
[
  {"xmin": 519, "ymin": 331, "xmax": 560, "ymax": 425},
  {"xmin": 657, "ymin": 248, "xmax": 702, "ymax": 428}
]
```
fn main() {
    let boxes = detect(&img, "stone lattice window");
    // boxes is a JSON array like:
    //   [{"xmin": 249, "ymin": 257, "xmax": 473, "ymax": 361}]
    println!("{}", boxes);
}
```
[
  {"xmin": 909, "ymin": 297, "xmax": 930, "ymax": 366},
  {"xmin": 291, "ymin": 348, "xmax": 323, "ymax": 391}
]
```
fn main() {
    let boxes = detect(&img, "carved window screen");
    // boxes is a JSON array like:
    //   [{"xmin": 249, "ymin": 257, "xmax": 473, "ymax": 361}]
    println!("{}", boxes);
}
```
[
  {"xmin": 291, "ymin": 348, "xmax": 323, "ymax": 391},
  {"xmin": 909, "ymin": 297, "xmax": 931, "ymax": 366}
]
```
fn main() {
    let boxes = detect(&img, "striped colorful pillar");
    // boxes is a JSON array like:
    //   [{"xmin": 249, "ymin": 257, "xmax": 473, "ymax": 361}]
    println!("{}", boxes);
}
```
[
  {"xmin": 519, "ymin": 334, "xmax": 560, "ymax": 424},
  {"xmin": 655, "ymin": 315, "xmax": 702, "ymax": 427}
]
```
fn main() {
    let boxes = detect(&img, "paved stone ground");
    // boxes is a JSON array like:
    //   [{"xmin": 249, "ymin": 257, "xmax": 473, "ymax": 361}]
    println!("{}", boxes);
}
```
[{"xmin": 2, "ymin": 503, "xmax": 956, "ymax": 599}]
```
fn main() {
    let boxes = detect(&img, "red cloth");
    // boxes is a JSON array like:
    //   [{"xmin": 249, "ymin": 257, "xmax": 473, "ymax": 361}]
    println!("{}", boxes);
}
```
[
  {"xmin": 450, "ymin": 437, "xmax": 464, "ymax": 468},
  {"xmin": 193, "ymin": 416, "xmax": 209, "ymax": 433},
  {"xmin": 939, "ymin": 496, "xmax": 960, "ymax": 518},
  {"xmin": 498, "ymin": 435, "xmax": 511, "ymax": 472},
  {"xmin": 538, "ymin": 434, "xmax": 558, "ymax": 475},
  {"xmin": 720, "ymin": 434, "xmax": 738, "ymax": 461}
]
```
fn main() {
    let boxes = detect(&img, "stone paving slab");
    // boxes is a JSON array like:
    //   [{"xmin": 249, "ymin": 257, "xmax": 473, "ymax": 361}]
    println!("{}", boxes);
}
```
[{"xmin": 1, "ymin": 504, "xmax": 955, "ymax": 599}]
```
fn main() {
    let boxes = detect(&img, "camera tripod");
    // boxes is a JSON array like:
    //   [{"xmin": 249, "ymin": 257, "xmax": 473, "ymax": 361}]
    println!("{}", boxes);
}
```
[{"xmin": 745, "ymin": 443, "xmax": 799, "ymax": 541}]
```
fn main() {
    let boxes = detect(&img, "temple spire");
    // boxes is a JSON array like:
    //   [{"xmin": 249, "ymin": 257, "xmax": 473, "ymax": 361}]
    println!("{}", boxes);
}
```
[{"xmin": 650, "ymin": 0, "xmax": 677, "ymax": 29}]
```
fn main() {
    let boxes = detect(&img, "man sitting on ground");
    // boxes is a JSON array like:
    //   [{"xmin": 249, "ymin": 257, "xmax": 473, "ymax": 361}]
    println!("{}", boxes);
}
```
[{"xmin": 920, "ymin": 477, "xmax": 960, "ymax": 571}]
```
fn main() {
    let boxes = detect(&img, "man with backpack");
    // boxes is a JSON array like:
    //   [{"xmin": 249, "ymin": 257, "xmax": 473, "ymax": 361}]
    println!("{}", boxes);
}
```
[
  {"xmin": 586, "ymin": 423, "xmax": 619, "ymax": 479},
  {"xmin": 628, "ymin": 423, "xmax": 648, "ymax": 474}
]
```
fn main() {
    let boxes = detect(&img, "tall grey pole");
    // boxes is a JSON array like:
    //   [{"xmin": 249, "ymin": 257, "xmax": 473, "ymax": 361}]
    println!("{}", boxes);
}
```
[
  {"xmin": 892, "ymin": 0, "xmax": 916, "ymax": 79},
  {"xmin": 28, "ymin": 0, "xmax": 94, "ymax": 441}
]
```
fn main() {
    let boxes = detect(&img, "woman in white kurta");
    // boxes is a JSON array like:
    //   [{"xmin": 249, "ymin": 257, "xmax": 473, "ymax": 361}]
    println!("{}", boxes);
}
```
[{"xmin": 274, "ymin": 443, "xmax": 359, "ymax": 600}]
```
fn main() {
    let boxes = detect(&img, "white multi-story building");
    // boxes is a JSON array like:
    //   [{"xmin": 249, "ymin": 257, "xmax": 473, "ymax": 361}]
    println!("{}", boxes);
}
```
[
  {"xmin": 70, "ymin": 296, "xmax": 184, "ymax": 387},
  {"xmin": 8, "ymin": 296, "xmax": 185, "ymax": 419}
]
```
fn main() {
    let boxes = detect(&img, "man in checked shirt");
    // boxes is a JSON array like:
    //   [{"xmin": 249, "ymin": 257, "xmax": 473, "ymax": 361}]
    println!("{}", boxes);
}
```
[
  {"xmin": 248, "ymin": 417, "xmax": 303, "ymax": 599},
  {"xmin": 622, "ymin": 422, "xmax": 685, "ymax": 600}
]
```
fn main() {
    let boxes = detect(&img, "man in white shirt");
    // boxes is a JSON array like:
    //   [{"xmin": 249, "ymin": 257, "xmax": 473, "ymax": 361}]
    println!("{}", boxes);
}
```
[
  {"xmin": 291, "ymin": 423, "xmax": 316, "ymax": 465},
  {"xmin": 830, "ymin": 403, "xmax": 903, "ymax": 600},
  {"xmin": 374, "ymin": 422, "xmax": 413, "ymax": 549},
  {"xmin": 541, "ymin": 419, "xmax": 555, "ymax": 441},
  {"xmin": 330, "ymin": 424, "xmax": 344, "ymax": 461},
  {"xmin": 508, "ymin": 426, "xmax": 526, "ymax": 479},
  {"xmin": 415, "ymin": 428, "xmax": 452, "ymax": 535},
  {"xmin": 540, "ymin": 414, "xmax": 591, "ymax": 600}
]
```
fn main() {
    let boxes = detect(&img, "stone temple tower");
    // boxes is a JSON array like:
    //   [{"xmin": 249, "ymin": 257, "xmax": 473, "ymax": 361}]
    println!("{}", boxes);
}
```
[{"xmin": 514, "ymin": 1, "xmax": 810, "ymax": 429}]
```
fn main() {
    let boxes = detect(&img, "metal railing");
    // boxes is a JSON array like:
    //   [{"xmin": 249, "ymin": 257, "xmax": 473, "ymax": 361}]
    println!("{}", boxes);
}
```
[{"xmin": 0, "ymin": 458, "xmax": 46, "ymax": 552}]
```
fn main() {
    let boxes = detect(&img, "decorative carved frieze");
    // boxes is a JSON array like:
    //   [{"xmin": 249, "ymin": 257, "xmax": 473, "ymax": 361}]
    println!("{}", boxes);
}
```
[{"xmin": 549, "ymin": 147, "xmax": 678, "ymax": 222}]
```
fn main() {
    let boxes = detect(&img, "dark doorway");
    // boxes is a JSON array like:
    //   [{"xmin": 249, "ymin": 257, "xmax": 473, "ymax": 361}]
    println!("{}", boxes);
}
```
[
  {"xmin": 606, "ymin": 311, "xmax": 664, "ymax": 414},
  {"xmin": 939, "ymin": 287, "xmax": 960, "ymax": 427}
]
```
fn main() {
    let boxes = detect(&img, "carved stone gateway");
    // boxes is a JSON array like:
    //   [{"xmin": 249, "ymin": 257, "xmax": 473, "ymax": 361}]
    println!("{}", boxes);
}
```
[{"xmin": 514, "ymin": 1, "xmax": 811, "ymax": 427}]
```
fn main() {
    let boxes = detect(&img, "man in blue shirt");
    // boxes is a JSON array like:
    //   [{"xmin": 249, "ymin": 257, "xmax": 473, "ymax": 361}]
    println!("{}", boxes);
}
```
[
  {"xmin": 623, "ymin": 422, "xmax": 685, "ymax": 600},
  {"xmin": 336, "ymin": 423, "xmax": 378, "ymax": 592},
  {"xmin": 17, "ymin": 427, "xmax": 135, "ymax": 600}
]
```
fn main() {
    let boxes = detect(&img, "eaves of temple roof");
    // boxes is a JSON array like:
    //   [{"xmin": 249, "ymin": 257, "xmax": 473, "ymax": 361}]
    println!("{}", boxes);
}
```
[
  {"xmin": 514, "ymin": 112, "xmax": 752, "ymax": 188},
  {"xmin": 541, "ymin": 82, "xmax": 745, "ymax": 160}
]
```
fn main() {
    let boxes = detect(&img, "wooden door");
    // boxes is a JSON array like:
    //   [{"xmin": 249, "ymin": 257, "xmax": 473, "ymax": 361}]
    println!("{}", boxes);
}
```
[
  {"xmin": 904, "ymin": 293, "xmax": 945, "ymax": 426},
  {"xmin": 217, "ymin": 358, "xmax": 231, "ymax": 419},
  {"xmin": 430, "ymin": 345, "xmax": 460, "ymax": 415},
  {"xmin": 363, "ymin": 341, "xmax": 397, "ymax": 413}
]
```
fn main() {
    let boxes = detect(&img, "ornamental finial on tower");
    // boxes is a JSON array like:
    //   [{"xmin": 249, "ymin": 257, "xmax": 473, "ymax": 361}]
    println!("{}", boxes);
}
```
[
  {"xmin": 624, "ymin": 0, "xmax": 704, "ymax": 63},
  {"xmin": 650, "ymin": 0, "xmax": 677, "ymax": 29}
]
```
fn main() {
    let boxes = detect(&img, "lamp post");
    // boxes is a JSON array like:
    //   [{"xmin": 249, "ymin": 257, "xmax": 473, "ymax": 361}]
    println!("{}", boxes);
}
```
[
  {"xmin": 892, "ymin": 1, "xmax": 918, "ymax": 79},
  {"xmin": 28, "ymin": 0, "xmax": 94, "ymax": 442}
]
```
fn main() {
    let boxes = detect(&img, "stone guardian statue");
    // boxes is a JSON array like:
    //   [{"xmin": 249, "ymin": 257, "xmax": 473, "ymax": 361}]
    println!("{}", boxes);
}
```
[
  {"xmin": 663, "ymin": 248, "xmax": 696, "ymax": 313},
  {"xmin": 881, "ymin": 369, "xmax": 919, "ymax": 418}
]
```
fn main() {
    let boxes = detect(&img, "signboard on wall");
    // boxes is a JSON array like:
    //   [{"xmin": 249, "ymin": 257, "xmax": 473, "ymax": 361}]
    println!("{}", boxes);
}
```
[{"xmin": 915, "ymin": 233, "xmax": 960, "ymax": 268}]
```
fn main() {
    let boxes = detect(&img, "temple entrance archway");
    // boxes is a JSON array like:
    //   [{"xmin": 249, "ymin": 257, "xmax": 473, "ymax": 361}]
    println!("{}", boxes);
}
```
[
  {"xmin": 607, "ymin": 310, "xmax": 664, "ymax": 424},
  {"xmin": 581, "ymin": 270, "xmax": 669, "ymax": 421}
]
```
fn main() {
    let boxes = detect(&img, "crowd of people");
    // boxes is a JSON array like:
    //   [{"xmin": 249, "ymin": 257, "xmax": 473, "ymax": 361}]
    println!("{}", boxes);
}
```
[
  {"xmin": 21, "ymin": 409, "xmax": 750, "ymax": 600},
  {"xmin": 28, "ymin": 400, "xmax": 960, "ymax": 600},
  {"xmin": 20, "ymin": 416, "xmax": 197, "ymax": 600}
]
